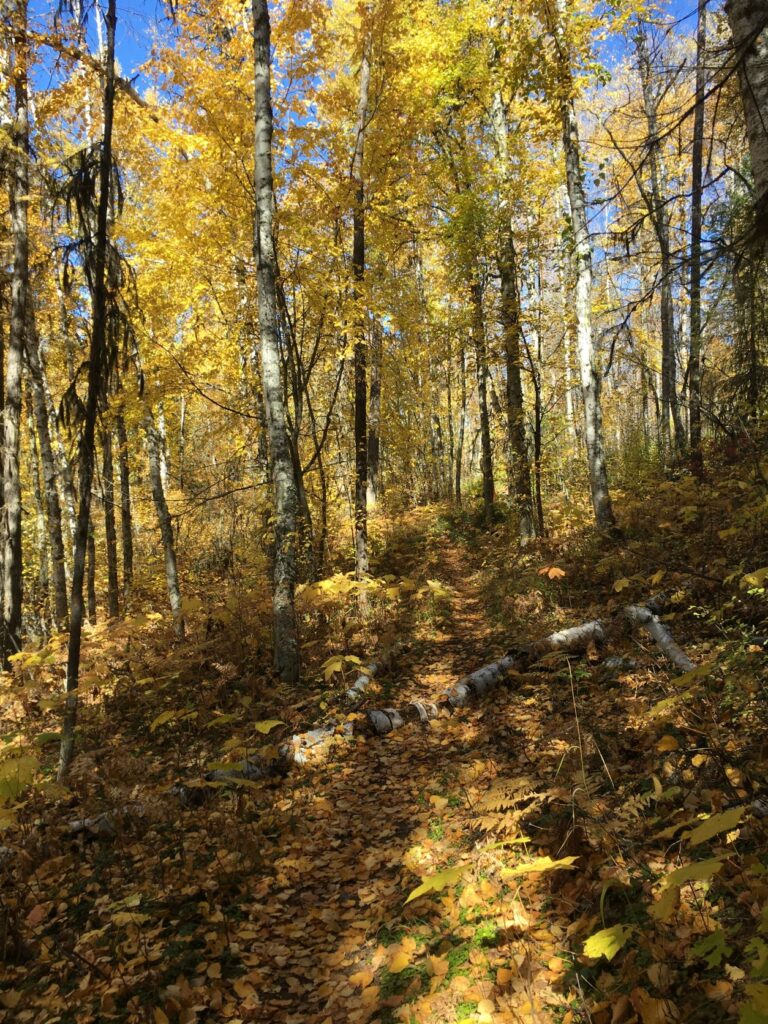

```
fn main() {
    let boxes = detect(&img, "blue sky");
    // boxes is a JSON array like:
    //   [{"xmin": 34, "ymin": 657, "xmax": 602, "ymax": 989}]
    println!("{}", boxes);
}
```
[{"xmin": 31, "ymin": 0, "xmax": 707, "ymax": 93}]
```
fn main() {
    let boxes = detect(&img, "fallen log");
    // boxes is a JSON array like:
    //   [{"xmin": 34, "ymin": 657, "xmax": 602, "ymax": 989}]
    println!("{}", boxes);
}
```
[
  {"xmin": 624, "ymin": 605, "xmax": 695, "ymax": 673},
  {"xmin": 446, "ymin": 620, "xmax": 607, "ymax": 709},
  {"xmin": 344, "ymin": 642, "xmax": 402, "ymax": 704},
  {"xmin": 172, "ymin": 598, "xmax": 695, "ymax": 799}
]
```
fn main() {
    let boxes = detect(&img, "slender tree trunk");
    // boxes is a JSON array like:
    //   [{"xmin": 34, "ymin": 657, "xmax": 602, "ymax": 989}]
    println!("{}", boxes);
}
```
[
  {"xmin": 3, "ymin": 0, "xmax": 28, "ymax": 668},
  {"xmin": 86, "ymin": 527, "xmax": 97, "ymax": 623},
  {"xmin": 146, "ymin": 413, "xmax": 184, "ymax": 639},
  {"xmin": 178, "ymin": 395, "xmax": 186, "ymax": 492},
  {"xmin": 58, "ymin": 0, "xmax": 116, "ymax": 780},
  {"xmin": 689, "ymin": 0, "xmax": 707, "ymax": 475},
  {"xmin": 25, "ymin": 321, "xmax": 68, "ymax": 628},
  {"xmin": 446, "ymin": 355, "xmax": 455, "ymax": 501},
  {"xmin": 27, "ymin": 398, "xmax": 49, "ymax": 633},
  {"xmin": 367, "ymin": 320, "xmax": 382, "ymax": 507},
  {"xmin": 553, "ymin": 0, "xmax": 617, "ymax": 533},
  {"xmin": 101, "ymin": 428, "xmax": 119, "ymax": 618},
  {"xmin": 636, "ymin": 27, "xmax": 685, "ymax": 458},
  {"xmin": 490, "ymin": 88, "xmax": 535, "ymax": 539},
  {"xmin": 157, "ymin": 402, "xmax": 169, "ymax": 491},
  {"xmin": 43, "ymin": 370, "xmax": 77, "ymax": 558},
  {"xmin": 252, "ymin": 0, "xmax": 300, "ymax": 681},
  {"xmin": 725, "ymin": 0, "xmax": 768, "ymax": 231},
  {"xmin": 352, "ymin": 36, "xmax": 371, "ymax": 580},
  {"xmin": 455, "ymin": 346, "xmax": 466, "ymax": 505},
  {"xmin": 0, "ymin": 279, "xmax": 5, "ymax": 592},
  {"xmin": 497, "ymin": 238, "xmax": 535, "ymax": 540},
  {"xmin": 470, "ymin": 279, "xmax": 494, "ymax": 521},
  {"xmin": 115, "ymin": 408, "xmax": 133, "ymax": 599}
]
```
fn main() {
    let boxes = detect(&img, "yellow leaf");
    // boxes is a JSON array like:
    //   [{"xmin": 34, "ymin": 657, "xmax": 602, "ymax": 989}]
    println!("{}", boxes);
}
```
[
  {"xmin": 583, "ymin": 924, "xmax": 633, "ymax": 961},
  {"xmin": 501, "ymin": 855, "xmax": 579, "ymax": 878},
  {"xmin": 538, "ymin": 566, "xmax": 566, "ymax": 579},
  {"xmin": 350, "ymin": 969, "xmax": 374, "ymax": 988},
  {"xmin": 428, "ymin": 955, "xmax": 449, "ymax": 977},
  {"xmin": 149, "ymin": 709, "xmax": 179, "ymax": 733},
  {"xmin": 388, "ymin": 947, "xmax": 412, "ymax": 973},
  {"xmin": 656, "ymin": 735, "xmax": 679, "ymax": 752},
  {"xmin": 253, "ymin": 719, "xmax": 284, "ymax": 734},
  {"xmin": 613, "ymin": 578, "xmax": 631, "ymax": 593},
  {"xmin": 111, "ymin": 911, "xmax": 149, "ymax": 927},
  {"xmin": 153, "ymin": 1009, "xmax": 170, "ymax": 1024},
  {"xmin": 404, "ymin": 863, "xmax": 468, "ymax": 904},
  {"xmin": 429, "ymin": 795, "xmax": 448, "ymax": 813},
  {"xmin": 683, "ymin": 806, "xmax": 744, "ymax": 846},
  {"xmin": 741, "ymin": 567, "xmax": 768, "ymax": 589}
]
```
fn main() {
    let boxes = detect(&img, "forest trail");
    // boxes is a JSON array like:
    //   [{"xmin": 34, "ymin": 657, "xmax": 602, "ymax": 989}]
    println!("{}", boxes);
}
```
[{"xmin": 3, "ymin": 502, "xmax": 768, "ymax": 1024}]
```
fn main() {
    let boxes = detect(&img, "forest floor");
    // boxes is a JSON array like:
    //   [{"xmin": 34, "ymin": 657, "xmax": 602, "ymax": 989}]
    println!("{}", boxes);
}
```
[{"xmin": 3, "ymin": 466, "xmax": 768, "ymax": 1024}]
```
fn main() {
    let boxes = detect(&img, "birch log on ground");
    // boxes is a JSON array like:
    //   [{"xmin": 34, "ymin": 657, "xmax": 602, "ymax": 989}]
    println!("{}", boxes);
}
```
[
  {"xmin": 624, "ymin": 604, "xmax": 695, "ymax": 673},
  {"xmin": 172, "ymin": 598, "xmax": 695, "ymax": 801},
  {"xmin": 344, "ymin": 643, "xmax": 402, "ymax": 704}
]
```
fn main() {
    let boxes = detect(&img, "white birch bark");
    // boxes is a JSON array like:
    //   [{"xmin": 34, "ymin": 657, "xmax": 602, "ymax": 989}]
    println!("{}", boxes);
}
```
[{"xmin": 252, "ymin": 0, "xmax": 300, "ymax": 681}]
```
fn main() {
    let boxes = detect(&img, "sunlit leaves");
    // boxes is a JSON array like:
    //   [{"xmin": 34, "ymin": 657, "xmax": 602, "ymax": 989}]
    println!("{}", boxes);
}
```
[
  {"xmin": 404, "ymin": 863, "xmax": 468, "ymax": 904},
  {"xmin": 584, "ymin": 923, "xmax": 634, "ymax": 961},
  {"xmin": 501, "ymin": 855, "xmax": 579, "ymax": 878},
  {"xmin": 683, "ymin": 806, "xmax": 744, "ymax": 846}
]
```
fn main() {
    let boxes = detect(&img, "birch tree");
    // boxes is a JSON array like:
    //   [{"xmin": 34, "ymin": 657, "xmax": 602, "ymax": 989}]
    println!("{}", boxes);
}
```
[
  {"xmin": 59, "ymin": 0, "xmax": 117, "ymax": 779},
  {"xmin": 549, "ymin": 0, "xmax": 617, "ymax": 533},
  {"xmin": 2, "ymin": 0, "xmax": 28, "ymax": 668},
  {"xmin": 253, "ymin": 0, "xmax": 300, "ymax": 682}
]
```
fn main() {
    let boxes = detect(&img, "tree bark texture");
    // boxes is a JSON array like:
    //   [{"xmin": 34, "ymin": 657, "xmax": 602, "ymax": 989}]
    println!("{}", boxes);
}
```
[
  {"xmin": 101, "ymin": 428, "xmax": 120, "ymax": 618},
  {"xmin": 253, "ymin": 0, "xmax": 300, "ymax": 681},
  {"xmin": 146, "ymin": 414, "xmax": 184, "ymax": 640},
  {"xmin": 59, "ymin": 0, "xmax": 117, "ymax": 779},
  {"xmin": 688, "ymin": 0, "xmax": 707, "ymax": 473},
  {"xmin": 352, "ymin": 36, "xmax": 371, "ymax": 579},
  {"xmin": 25, "ymin": 320, "xmax": 68, "ymax": 628},
  {"xmin": 636, "ymin": 27, "xmax": 685, "ymax": 458},
  {"xmin": 553, "ymin": 0, "xmax": 617, "ymax": 533},
  {"xmin": 725, "ymin": 0, "xmax": 768, "ymax": 234},
  {"xmin": 471, "ymin": 279, "xmax": 495, "ymax": 520},
  {"xmin": 115, "ymin": 408, "xmax": 133, "ymax": 599},
  {"xmin": 3, "ymin": 0, "xmax": 28, "ymax": 668}
]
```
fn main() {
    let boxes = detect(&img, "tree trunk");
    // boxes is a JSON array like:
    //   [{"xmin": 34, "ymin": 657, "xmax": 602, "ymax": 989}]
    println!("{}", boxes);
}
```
[
  {"xmin": 40, "ymin": 358, "xmax": 77, "ymax": 557},
  {"xmin": 490, "ymin": 88, "xmax": 535, "ymax": 540},
  {"xmin": 25, "ymin": 320, "xmax": 68, "ymax": 628},
  {"xmin": 3, "ymin": 0, "xmax": 28, "ymax": 668},
  {"xmin": 59, "ymin": 0, "xmax": 116, "ymax": 780},
  {"xmin": 86, "ymin": 527, "xmax": 96, "ymax": 624},
  {"xmin": 471, "ymin": 279, "xmax": 495, "ymax": 521},
  {"xmin": 725, "ymin": 0, "xmax": 768, "ymax": 232},
  {"xmin": 178, "ymin": 395, "xmax": 186, "ymax": 492},
  {"xmin": 115, "ymin": 408, "xmax": 133, "ymax": 600},
  {"xmin": 27, "ymin": 398, "xmax": 49, "ymax": 633},
  {"xmin": 367, "ymin": 320, "xmax": 382, "ymax": 507},
  {"xmin": 146, "ymin": 413, "xmax": 184, "ymax": 640},
  {"xmin": 455, "ymin": 346, "xmax": 466, "ymax": 505},
  {"xmin": 252, "ymin": 0, "xmax": 300, "ymax": 682},
  {"xmin": 689, "ymin": 0, "xmax": 707, "ymax": 475},
  {"xmin": 497, "ymin": 238, "xmax": 535, "ymax": 540},
  {"xmin": 636, "ymin": 27, "xmax": 685, "ymax": 458},
  {"xmin": 352, "ymin": 36, "xmax": 371, "ymax": 580},
  {"xmin": 101, "ymin": 428, "xmax": 119, "ymax": 618},
  {"xmin": 553, "ymin": 0, "xmax": 616, "ymax": 533}
]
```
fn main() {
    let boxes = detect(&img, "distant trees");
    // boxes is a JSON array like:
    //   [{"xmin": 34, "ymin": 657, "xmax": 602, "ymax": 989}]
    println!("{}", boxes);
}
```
[{"xmin": 0, "ymin": 0, "xmax": 766, "ymax": 761}]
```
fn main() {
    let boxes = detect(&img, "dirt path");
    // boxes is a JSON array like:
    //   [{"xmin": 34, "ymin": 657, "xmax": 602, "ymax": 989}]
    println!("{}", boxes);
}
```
[{"xmin": 4, "ymin": 514, "xmax": 730, "ymax": 1024}]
